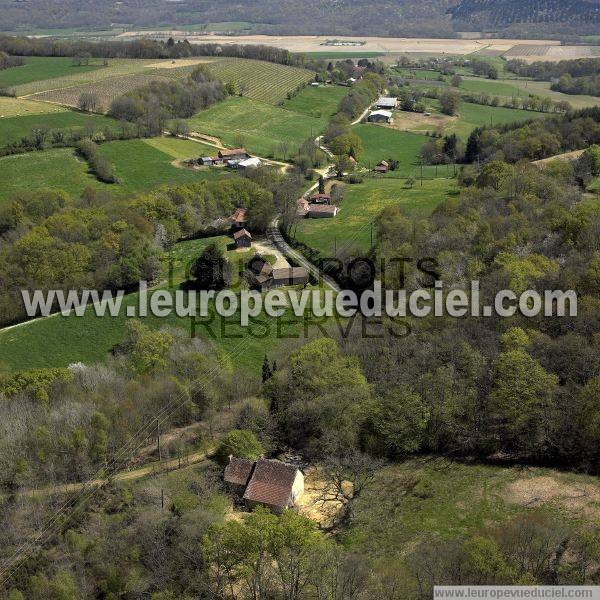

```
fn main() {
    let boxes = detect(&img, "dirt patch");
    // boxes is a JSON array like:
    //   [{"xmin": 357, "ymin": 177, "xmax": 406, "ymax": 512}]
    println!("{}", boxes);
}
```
[
  {"xmin": 144, "ymin": 58, "xmax": 215, "ymax": 69},
  {"xmin": 534, "ymin": 149, "xmax": 585, "ymax": 166},
  {"xmin": 387, "ymin": 110, "xmax": 456, "ymax": 133},
  {"xmin": 187, "ymin": 132, "xmax": 223, "ymax": 147},
  {"xmin": 296, "ymin": 467, "xmax": 344, "ymax": 529},
  {"xmin": 251, "ymin": 239, "xmax": 290, "ymax": 269},
  {"xmin": 503, "ymin": 475, "xmax": 600, "ymax": 519}
]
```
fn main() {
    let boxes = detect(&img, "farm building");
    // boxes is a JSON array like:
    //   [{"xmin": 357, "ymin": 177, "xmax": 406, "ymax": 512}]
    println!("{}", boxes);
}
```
[
  {"xmin": 308, "ymin": 205, "xmax": 338, "ymax": 218},
  {"xmin": 233, "ymin": 228, "xmax": 252, "ymax": 249},
  {"xmin": 375, "ymin": 160, "xmax": 389, "ymax": 173},
  {"xmin": 368, "ymin": 110, "xmax": 393, "ymax": 124},
  {"xmin": 272, "ymin": 267, "xmax": 309, "ymax": 287},
  {"xmin": 231, "ymin": 207, "xmax": 247, "ymax": 229},
  {"xmin": 224, "ymin": 456, "xmax": 304, "ymax": 514},
  {"xmin": 238, "ymin": 157, "xmax": 262, "ymax": 170},
  {"xmin": 296, "ymin": 197, "xmax": 310, "ymax": 217},
  {"xmin": 309, "ymin": 193, "xmax": 331, "ymax": 204},
  {"xmin": 375, "ymin": 96, "xmax": 398, "ymax": 109},
  {"xmin": 199, "ymin": 157, "xmax": 213, "ymax": 166},
  {"xmin": 219, "ymin": 148, "xmax": 250, "ymax": 161},
  {"xmin": 247, "ymin": 255, "xmax": 274, "ymax": 291}
]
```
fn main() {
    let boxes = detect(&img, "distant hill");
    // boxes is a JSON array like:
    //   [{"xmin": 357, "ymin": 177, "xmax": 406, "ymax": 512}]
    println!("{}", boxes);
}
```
[
  {"xmin": 1, "ymin": 0, "xmax": 598, "ymax": 38},
  {"xmin": 449, "ymin": 0, "xmax": 600, "ymax": 37}
]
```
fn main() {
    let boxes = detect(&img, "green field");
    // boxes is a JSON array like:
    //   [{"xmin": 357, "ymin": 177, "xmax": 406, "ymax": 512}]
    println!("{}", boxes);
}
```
[
  {"xmin": 9, "ymin": 58, "xmax": 176, "ymax": 96},
  {"xmin": 186, "ymin": 97, "xmax": 326, "ymax": 160},
  {"xmin": 98, "ymin": 139, "xmax": 224, "ymax": 196},
  {"xmin": 499, "ymin": 78, "xmax": 600, "ymax": 109},
  {"xmin": 459, "ymin": 76, "xmax": 529, "ymax": 98},
  {"xmin": 0, "ymin": 148, "xmax": 105, "ymax": 201},
  {"xmin": 346, "ymin": 459, "xmax": 595, "ymax": 558},
  {"xmin": 0, "ymin": 138, "xmax": 223, "ymax": 202},
  {"xmin": 0, "ymin": 96, "xmax": 67, "ymax": 118},
  {"xmin": 0, "ymin": 110, "xmax": 119, "ymax": 145},
  {"xmin": 281, "ymin": 84, "xmax": 347, "ymax": 118},
  {"xmin": 353, "ymin": 124, "xmax": 446, "ymax": 177},
  {"xmin": 0, "ymin": 235, "xmax": 308, "ymax": 374},
  {"xmin": 294, "ymin": 177, "xmax": 457, "ymax": 255},
  {"xmin": 207, "ymin": 58, "xmax": 314, "ymax": 104},
  {"xmin": 0, "ymin": 56, "xmax": 103, "ymax": 90},
  {"xmin": 143, "ymin": 136, "xmax": 218, "ymax": 160}
]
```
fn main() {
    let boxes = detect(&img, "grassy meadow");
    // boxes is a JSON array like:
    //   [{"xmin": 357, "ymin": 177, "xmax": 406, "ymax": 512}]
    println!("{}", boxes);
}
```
[
  {"xmin": 0, "ymin": 109, "xmax": 120, "ymax": 145},
  {"xmin": 0, "ymin": 138, "xmax": 223, "ymax": 202},
  {"xmin": 281, "ymin": 84, "xmax": 347, "ymax": 119},
  {"xmin": 186, "ymin": 97, "xmax": 326, "ymax": 160},
  {"xmin": 0, "ymin": 56, "xmax": 103, "ymax": 91},
  {"xmin": 0, "ymin": 97, "xmax": 68, "ymax": 118},
  {"xmin": 353, "ymin": 124, "xmax": 446, "ymax": 177},
  {"xmin": 294, "ymin": 177, "xmax": 457, "ymax": 255}
]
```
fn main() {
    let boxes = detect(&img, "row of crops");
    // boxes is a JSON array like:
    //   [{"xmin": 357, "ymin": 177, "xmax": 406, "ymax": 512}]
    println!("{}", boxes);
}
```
[{"xmin": 206, "ymin": 58, "xmax": 314, "ymax": 104}]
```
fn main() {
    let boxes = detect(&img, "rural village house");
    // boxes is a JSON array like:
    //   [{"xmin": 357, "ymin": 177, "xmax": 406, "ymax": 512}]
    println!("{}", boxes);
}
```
[
  {"xmin": 375, "ymin": 96, "xmax": 398, "ymax": 109},
  {"xmin": 375, "ymin": 160, "xmax": 389, "ymax": 173},
  {"xmin": 231, "ymin": 207, "xmax": 247, "ymax": 229},
  {"xmin": 224, "ymin": 456, "xmax": 305, "ymax": 514},
  {"xmin": 247, "ymin": 254, "xmax": 309, "ymax": 290}
]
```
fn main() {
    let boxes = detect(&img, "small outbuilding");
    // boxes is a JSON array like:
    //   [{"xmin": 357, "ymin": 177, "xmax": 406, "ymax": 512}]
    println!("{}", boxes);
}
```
[
  {"xmin": 375, "ymin": 160, "xmax": 389, "ymax": 173},
  {"xmin": 238, "ymin": 157, "xmax": 262, "ymax": 170},
  {"xmin": 233, "ymin": 228, "xmax": 252, "ymax": 249},
  {"xmin": 308, "ymin": 205, "xmax": 338, "ymax": 218},
  {"xmin": 219, "ymin": 148, "xmax": 250, "ymax": 161},
  {"xmin": 309, "ymin": 193, "xmax": 331, "ymax": 205},
  {"xmin": 199, "ymin": 157, "xmax": 213, "ymax": 166},
  {"xmin": 375, "ymin": 96, "xmax": 398, "ymax": 109},
  {"xmin": 223, "ymin": 456, "xmax": 255, "ymax": 496},
  {"xmin": 230, "ymin": 207, "xmax": 247, "ymax": 229},
  {"xmin": 368, "ymin": 109, "xmax": 393, "ymax": 124}
]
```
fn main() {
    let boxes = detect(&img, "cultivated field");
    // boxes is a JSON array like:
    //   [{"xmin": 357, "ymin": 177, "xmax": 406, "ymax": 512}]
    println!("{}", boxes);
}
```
[
  {"xmin": 28, "ymin": 73, "xmax": 174, "ymax": 111},
  {"xmin": 504, "ymin": 44, "xmax": 600, "ymax": 62},
  {"xmin": 0, "ymin": 56, "xmax": 103, "ymax": 91},
  {"xmin": 186, "ymin": 96, "xmax": 326, "ymax": 160},
  {"xmin": 0, "ymin": 96, "xmax": 67, "ymax": 118},
  {"xmin": 294, "ymin": 177, "xmax": 456, "ymax": 255},
  {"xmin": 499, "ymin": 78, "xmax": 600, "ymax": 109},
  {"xmin": 206, "ymin": 58, "xmax": 314, "ymax": 104}
]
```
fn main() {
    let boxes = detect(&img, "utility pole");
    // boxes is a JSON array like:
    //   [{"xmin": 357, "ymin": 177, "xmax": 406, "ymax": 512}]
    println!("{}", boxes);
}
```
[
  {"xmin": 370, "ymin": 223, "xmax": 373, "ymax": 248},
  {"xmin": 161, "ymin": 488, "xmax": 164, "ymax": 511}
]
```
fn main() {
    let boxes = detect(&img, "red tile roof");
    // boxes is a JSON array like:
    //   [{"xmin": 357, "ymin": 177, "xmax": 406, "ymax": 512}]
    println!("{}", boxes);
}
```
[
  {"xmin": 219, "ymin": 148, "xmax": 248, "ymax": 158},
  {"xmin": 224, "ymin": 457, "xmax": 255, "ymax": 486},
  {"xmin": 231, "ymin": 207, "xmax": 246, "ymax": 222},
  {"xmin": 243, "ymin": 459, "xmax": 299, "ymax": 509},
  {"xmin": 233, "ymin": 228, "xmax": 251, "ymax": 240}
]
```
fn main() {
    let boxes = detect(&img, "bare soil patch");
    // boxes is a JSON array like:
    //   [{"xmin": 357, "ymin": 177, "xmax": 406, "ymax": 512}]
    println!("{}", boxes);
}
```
[
  {"xmin": 388, "ymin": 110, "xmax": 456, "ymax": 133},
  {"xmin": 503, "ymin": 475, "xmax": 600, "ymax": 519},
  {"xmin": 296, "ymin": 467, "xmax": 345, "ymax": 529},
  {"xmin": 534, "ymin": 149, "xmax": 585, "ymax": 166},
  {"xmin": 144, "ymin": 58, "xmax": 215, "ymax": 69}
]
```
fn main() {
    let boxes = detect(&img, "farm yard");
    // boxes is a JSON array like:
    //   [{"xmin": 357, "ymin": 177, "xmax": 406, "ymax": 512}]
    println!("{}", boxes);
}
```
[
  {"xmin": 186, "ymin": 96, "xmax": 326, "ymax": 160},
  {"xmin": 294, "ymin": 177, "xmax": 457, "ymax": 255}
]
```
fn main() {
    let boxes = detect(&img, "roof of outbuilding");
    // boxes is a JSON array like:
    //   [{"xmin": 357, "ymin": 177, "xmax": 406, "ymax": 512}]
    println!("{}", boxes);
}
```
[
  {"xmin": 243, "ymin": 459, "xmax": 299, "ymax": 508},
  {"xmin": 224, "ymin": 457, "xmax": 255, "ymax": 486},
  {"xmin": 234, "ymin": 228, "xmax": 252, "ymax": 239},
  {"xmin": 231, "ymin": 207, "xmax": 246, "ymax": 222}
]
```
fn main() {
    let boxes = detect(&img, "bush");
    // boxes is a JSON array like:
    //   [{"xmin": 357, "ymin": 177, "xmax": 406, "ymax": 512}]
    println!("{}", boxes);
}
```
[{"xmin": 214, "ymin": 429, "xmax": 263, "ymax": 465}]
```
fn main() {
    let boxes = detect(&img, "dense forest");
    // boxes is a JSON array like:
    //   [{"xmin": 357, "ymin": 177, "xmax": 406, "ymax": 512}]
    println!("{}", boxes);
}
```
[{"xmin": 1, "ymin": 0, "xmax": 598, "ymax": 37}]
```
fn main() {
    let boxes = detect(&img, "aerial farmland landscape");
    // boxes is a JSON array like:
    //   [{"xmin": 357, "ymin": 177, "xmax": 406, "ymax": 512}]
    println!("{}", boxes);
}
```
[{"xmin": 0, "ymin": 1, "xmax": 599, "ymax": 598}]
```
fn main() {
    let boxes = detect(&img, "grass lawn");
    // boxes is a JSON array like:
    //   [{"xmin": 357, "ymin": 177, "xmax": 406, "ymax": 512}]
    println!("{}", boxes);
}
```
[
  {"xmin": 98, "ymin": 139, "xmax": 225, "ymax": 196},
  {"xmin": 353, "ymin": 124, "xmax": 445, "ymax": 177},
  {"xmin": 500, "ymin": 78, "xmax": 600, "ymax": 110},
  {"xmin": 294, "ymin": 177, "xmax": 457, "ymax": 255},
  {"xmin": 0, "ymin": 138, "xmax": 224, "ymax": 203},
  {"xmin": 459, "ymin": 77, "xmax": 529, "ymax": 98},
  {"xmin": 186, "ymin": 97, "xmax": 326, "ymax": 160},
  {"xmin": 0, "ymin": 148, "xmax": 105, "ymax": 202},
  {"xmin": 0, "ymin": 235, "xmax": 309, "ymax": 375},
  {"xmin": 343, "ymin": 458, "xmax": 597, "ymax": 557},
  {"xmin": 143, "ymin": 136, "xmax": 218, "ymax": 160},
  {"xmin": 0, "ymin": 56, "xmax": 103, "ymax": 90},
  {"xmin": 281, "ymin": 85, "xmax": 347, "ymax": 119},
  {"xmin": 0, "ymin": 110, "xmax": 119, "ymax": 145}
]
